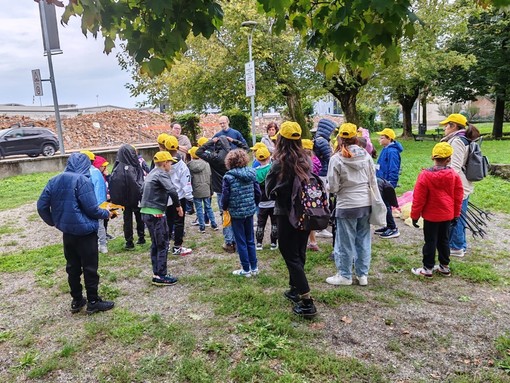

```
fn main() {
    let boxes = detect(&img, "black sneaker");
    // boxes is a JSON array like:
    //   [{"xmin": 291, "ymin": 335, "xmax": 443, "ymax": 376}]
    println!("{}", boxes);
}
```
[
  {"xmin": 136, "ymin": 238, "xmax": 146, "ymax": 245},
  {"xmin": 293, "ymin": 298, "xmax": 317, "ymax": 319},
  {"xmin": 152, "ymin": 275, "xmax": 178, "ymax": 286},
  {"xmin": 86, "ymin": 298, "xmax": 114, "ymax": 314},
  {"xmin": 374, "ymin": 227, "xmax": 388, "ymax": 234},
  {"xmin": 106, "ymin": 233, "xmax": 114, "ymax": 240},
  {"xmin": 125, "ymin": 241, "xmax": 135, "ymax": 250},
  {"xmin": 284, "ymin": 288, "xmax": 301, "ymax": 303},
  {"xmin": 70, "ymin": 297, "xmax": 86, "ymax": 313}
]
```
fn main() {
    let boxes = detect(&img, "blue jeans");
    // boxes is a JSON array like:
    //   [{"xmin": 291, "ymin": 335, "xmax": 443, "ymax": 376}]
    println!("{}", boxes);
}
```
[
  {"xmin": 334, "ymin": 215, "xmax": 371, "ymax": 279},
  {"xmin": 216, "ymin": 193, "xmax": 235, "ymax": 245},
  {"xmin": 193, "ymin": 197, "xmax": 217, "ymax": 230},
  {"xmin": 450, "ymin": 197, "xmax": 469, "ymax": 251},
  {"xmin": 231, "ymin": 216, "xmax": 258, "ymax": 272}
]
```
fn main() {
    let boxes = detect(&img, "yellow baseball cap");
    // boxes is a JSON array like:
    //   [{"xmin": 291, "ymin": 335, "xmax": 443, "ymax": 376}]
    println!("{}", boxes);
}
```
[
  {"xmin": 80, "ymin": 150, "xmax": 95, "ymax": 161},
  {"xmin": 188, "ymin": 146, "xmax": 199, "ymax": 159},
  {"xmin": 250, "ymin": 142, "xmax": 267, "ymax": 151},
  {"xmin": 157, "ymin": 133, "xmax": 170, "ymax": 145},
  {"xmin": 439, "ymin": 113, "xmax": 467, "ymax": 127},
  {"xmin": 301, "ymin": 139, "xmax": 314, "ymax": 150},
  {"xmin": 197, "ymin": 137, "xmax": 208, "ymax": 146},
  {"xmin": 279, "ymin": 121, "xmax": 301, "ymax": 140},
  {"xmin": 153, "ymin": 151, "xmax": 177, "ymax": 163},
  {"xmin": 337, "ymin": 123, "xmax": 358, "ymax": 139},
  {"xmin": 164, "ymin": 135, "xmax": 179, "ymax": 151},
  {"xmin": 255, "ymin": 147, "xmax": 270, "ymax": 160},
  {"xmin": 376, "ymin": 128, "xmax": 396, "ymax": 140},
  {"xmin": 432, "ymin": 142, "xmax": 453, "ymax": 159}
]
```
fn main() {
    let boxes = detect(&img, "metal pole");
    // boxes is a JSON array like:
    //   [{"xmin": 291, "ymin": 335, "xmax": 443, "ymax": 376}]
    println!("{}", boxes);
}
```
[
  {"xmin": 248, "ymin": 31, "xmax": 256, "ymax": 146},
  {"xmin": 39, "ymin": 1, "xmax": 65, "ymax": 154}
]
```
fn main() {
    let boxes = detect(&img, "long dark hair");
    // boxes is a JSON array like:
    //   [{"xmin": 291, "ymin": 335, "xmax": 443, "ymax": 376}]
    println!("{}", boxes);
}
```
[
  {"xmin": 466, "ymin": 124, "xmax": 481, "ymax": 141},
  {"xmin": 273, "ymin": 136, "xmax": 310, "ymax": 182}
]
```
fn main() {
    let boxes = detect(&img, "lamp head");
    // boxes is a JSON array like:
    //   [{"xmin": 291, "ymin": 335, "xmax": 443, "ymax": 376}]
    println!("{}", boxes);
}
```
[{"xmin": 241, "ymin": 21, "xmax": 258, "ymax": 28}]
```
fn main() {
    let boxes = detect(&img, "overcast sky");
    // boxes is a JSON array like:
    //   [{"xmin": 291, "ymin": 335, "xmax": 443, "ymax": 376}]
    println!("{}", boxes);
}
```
[{"xmin": 0, "ymin": 1, "xmax": 144, "ymax": 108}]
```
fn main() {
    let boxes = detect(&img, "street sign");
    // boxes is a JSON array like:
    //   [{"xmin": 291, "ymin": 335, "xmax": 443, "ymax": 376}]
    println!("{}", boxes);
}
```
[
  {"xmin": 245, "ymin": 61, "xmax": 255, "ymax": 97},
  {"xmin": 32, "ymin": 69, "xmax": 43, "ymax": 97}
]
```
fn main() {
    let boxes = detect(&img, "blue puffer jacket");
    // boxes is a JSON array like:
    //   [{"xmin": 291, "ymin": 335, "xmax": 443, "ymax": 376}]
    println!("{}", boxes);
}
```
[
  {"xmin": 221, "ymin": 167, "xmax": 261, "ymax": 219},
  {"xmin": 313, "ymin": 118, "xmax": 336, "ymax": 176},
  {"xmin": 376, "ymin": 141, "xmax": 403, "ymax": 188},
  {"xmin": 37, "ymin": 153, "xmax": 110, "ymax": 235}
]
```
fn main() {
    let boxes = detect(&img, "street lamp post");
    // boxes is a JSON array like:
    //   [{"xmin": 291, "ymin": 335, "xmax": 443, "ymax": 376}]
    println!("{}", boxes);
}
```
[{"xmin": 241, "ymin": 21, "xmax": 258, "ymax": 146}]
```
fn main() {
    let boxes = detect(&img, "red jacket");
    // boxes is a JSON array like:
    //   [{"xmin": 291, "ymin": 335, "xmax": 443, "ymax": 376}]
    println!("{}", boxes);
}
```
[{"xmin": 411, "ymin": 166, "xmax": 463, "ymax": 222}]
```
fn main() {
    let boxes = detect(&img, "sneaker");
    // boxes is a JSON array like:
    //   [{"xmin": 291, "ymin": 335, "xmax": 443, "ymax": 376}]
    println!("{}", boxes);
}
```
[
  {"xmin": 191, "ymin": 219, "xmax": 200, "ymax": 226},
  {"xmin": 99, "ymin": 245, "xmax": 108, "ymax": 254},
  {"xmin": 326, "ymin": 273, "xmax": 352, "ymax": 286},
  {"xmin": 232, "ymin": 269, "xmax": 251, "ymax": 277},
  {"xmin": 86, "ymin": 298, "xmax": 114, "ymax": 314},
  {"xmin": 450, "ymin": 248, "xmax": 465, "ymax": 257},
  {"xmin": 379, "ymin": 228, "xmax": 400, "ymax": 239},
  {"xmin": 152, "ymin": 275, "xmax": 178, "ymax": 286},
  {"xmin": 222, "ymin": 243, "xmax": 236, "ymax": 253},
  {"xmin": 411, "ymin": 267, "xmax": 433, "ymax": 278},
  {"xmin": 173, "ymin": 246, "xmax": 192, "ymax": 256},
  {"xmin": 205, "ymin": 222, "xmax": 211, "ymax": 227},
  {"xmin": 256, "ymin": 243, "xmax": 263, "ymax": 251},
  {"xmin": 307, "ymin": 243, "xmax": 320, "ymax": 252},
  {"xmin": 136, "ymin": 238, "xmax": 146, "ymax": 245},
  {"xmin": 106, "ymin": 233, "xmax": 114, "ymax": 240},
  {"xmin": 250, "ymin": 268, "xmax": 259, "ymax": 276},
  {"xmin": 124, "ymin": 241, "xmax": 135, "ymax": 250},
  {"xmin": 70, "ymin": 297, "xmax": 86, "ymax": 313},
  {"xmin": 316, "ymin": 229, "xmax": 333, "ymax": 238},
  {"xmin": 284, "ymin": 288, "xmax": 301, "ymax": 303},
  {"xmin": 356, "ymin": 275, "xmax": 368, "ymax": 286},
  {"xmin": 374, "ymin": 227, "xmax": 388, "ymax": 234},
  {"xmin": 211, "ymin": 225, "xmax": 219, "ymax": 231},
  {"xmin": 270, "ymin": 243, "xmax": 278, "ymax": 251},
  {"xmin": 199, "ymin": 228, "xmax": 206, "ymax": 234},
  {"xmin": 433, "ymin": 264, "xmax": 451, "ymax": 277},
  {"xmin": 292, "ymin": 298, "xmax": 317, "ymax": 319}
]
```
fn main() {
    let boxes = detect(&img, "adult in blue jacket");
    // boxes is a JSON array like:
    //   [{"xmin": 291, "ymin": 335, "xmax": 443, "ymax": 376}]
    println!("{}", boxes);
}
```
[
  {"xmin": 37, "ymin": 153, "xmax": 114, "ymax": 315},
  {"xmin": 212, "ymin": 115, "xmax": 247, "ymax": 149}
]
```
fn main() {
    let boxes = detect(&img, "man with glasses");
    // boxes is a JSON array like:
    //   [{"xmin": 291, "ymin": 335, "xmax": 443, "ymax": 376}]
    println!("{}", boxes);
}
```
[{"xmin": 213, "ymin": 115, "xmax": 247, "ymax": 149}]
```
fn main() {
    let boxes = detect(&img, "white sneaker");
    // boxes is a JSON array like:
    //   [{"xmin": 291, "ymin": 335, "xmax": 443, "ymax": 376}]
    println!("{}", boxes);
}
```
[
  {"xmin": 99, "ymin": 245, "xmax": 108, "ymax": 254},
  {"xmin": 356, "ymin": 275, "xmax": 368, "ymax": 286},
  {"xmin": 450, "ymin": 248, "xmax": 465, "ymax": 257},
  {"xmin": 270, "ymin": 243, "xmax": 278, "ymax": 251},
  {"xmin": 326, "ymin": 273, "xmax": 352, "ymax": 286},
  {"xmin": 173, "ymin": 246, "xmax": 192, "ymax": 256},
  {"xmin": 250, "ymin": 268, "xmax": 259, "ymax": 276},
  {"xmin": 232, "ymin": 269, "xmax": 251, "ymax": 278},
  {"xmin": 256, "ymin": 243, "xmax": 263, "ymax": 251},
  {"xmin": 316, "ymin": 229, "xmax": 333, "ymax": 238}
]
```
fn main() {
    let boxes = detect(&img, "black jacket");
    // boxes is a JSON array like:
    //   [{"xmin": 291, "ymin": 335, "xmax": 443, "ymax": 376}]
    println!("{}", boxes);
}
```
[{"xmin": 109, "ymin": 144, "xmax": 145, "ymax": 207}]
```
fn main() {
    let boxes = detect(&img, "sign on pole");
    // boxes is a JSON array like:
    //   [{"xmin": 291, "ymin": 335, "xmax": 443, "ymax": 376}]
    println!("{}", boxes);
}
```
[
  {"xmin": 32, "ymin": 69, "xmax": 43, "ymax": 97},
  {"xmin": 245, "ymin": 61, "xmax": 255, "ymax": 97}
]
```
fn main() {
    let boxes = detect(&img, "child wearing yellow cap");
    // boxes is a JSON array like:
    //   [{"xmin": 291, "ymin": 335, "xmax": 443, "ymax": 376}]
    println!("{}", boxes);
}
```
[{"xmin": 410, "ymin": 142, "xmax": 464, "ymax": 278}]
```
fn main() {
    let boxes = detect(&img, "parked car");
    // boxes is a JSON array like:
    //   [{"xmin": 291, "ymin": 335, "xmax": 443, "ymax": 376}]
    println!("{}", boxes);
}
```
[{"xmin": 0, "ymin": 126, "xmax": 59, "ymax": 158}]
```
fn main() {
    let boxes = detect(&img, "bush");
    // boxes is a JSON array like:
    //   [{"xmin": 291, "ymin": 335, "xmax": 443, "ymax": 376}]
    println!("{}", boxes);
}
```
[
  {"xmin": 223, "ymin": 109, "xmax": 251, "ymax": 144},
  {"xmin": 174, "ymin": 113, "xmax": 201, "ymax": 144},
  {"xmin": 437, "ymin": 103, "xmax": 462, "ymax": 117},
  {"xmin": 358, "ymin": 104, "xmax": 377, "ymax": 132},
  {"xmin": 380, "ymin": 105, "xmax": 401, "ymax": 130}
]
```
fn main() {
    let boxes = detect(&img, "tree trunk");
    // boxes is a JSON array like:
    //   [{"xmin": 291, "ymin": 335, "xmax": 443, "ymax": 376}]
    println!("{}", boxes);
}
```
[
  {"xmin": 492, "ymin": 93, "xmax": 505, "ymax": 139},
  {"xmin": 420, "ymin": 88, "xmax": 429, "ymax": 127},
  {"xmin": 398, "ymin": 86, "xmax": 419, "ymax": 138},
  {"xmin": 335, "ymin": 90, "xmax": 359, "ymax": 125},
  {"xmin": 283, "ymin": 86, "xmax": 310, "ymax": 138}
]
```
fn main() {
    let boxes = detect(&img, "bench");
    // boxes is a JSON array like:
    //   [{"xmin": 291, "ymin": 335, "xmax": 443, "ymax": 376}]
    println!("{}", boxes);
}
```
[{"xmin": 412, "ymin": 127, "xmax": 443, "ymax": 141}]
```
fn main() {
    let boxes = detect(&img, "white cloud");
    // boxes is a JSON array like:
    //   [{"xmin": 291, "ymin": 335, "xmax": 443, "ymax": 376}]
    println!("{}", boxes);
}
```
[{"xmin": 0, "ymin": 1, "xmax": 144, "ymax": 108}]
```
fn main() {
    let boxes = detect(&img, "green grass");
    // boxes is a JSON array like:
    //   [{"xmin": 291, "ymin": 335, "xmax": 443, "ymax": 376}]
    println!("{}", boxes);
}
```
[{"xmin": 0, "ymin": 172, "xmax": 56, "ymax": 211}]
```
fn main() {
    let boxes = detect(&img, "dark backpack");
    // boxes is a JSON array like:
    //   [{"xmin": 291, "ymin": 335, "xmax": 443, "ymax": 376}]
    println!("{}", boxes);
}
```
[
  {"xmin": 109, "ymin": 163, "xmax": 143, "ymax": 207},
  {"xmin": 459, "ymin": 137, "xmax": 489, "ymax": 182},
  {"xmin": 289, "ymin": 173, "xmax": 330, "ymax": 231}
]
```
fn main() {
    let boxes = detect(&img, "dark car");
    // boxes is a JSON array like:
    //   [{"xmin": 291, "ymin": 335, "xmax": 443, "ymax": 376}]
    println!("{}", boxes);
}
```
[{"xmin": 0, "ymin": 126, "xmax": 59, "ymax": 158}]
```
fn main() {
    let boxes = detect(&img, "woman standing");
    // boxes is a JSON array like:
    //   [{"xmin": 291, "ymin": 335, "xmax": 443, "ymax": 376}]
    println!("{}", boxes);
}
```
[
  {"xmin": 439, "ymin": 114, "xmax": 480, "ymax": 257},
  {"xmin": 261, "ymin": 122, "xmax": 278, "ymax": 154},
  {"xmin": 326, "ymin": 123, "xmax": 378, "ymax": 287},
  {"xmin": 266, "ymin": 121, "xmax": 317, "ymax": 318}
]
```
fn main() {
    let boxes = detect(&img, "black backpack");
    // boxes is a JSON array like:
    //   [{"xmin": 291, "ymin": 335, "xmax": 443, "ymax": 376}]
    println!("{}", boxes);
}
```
[
  {"xmin": 109, "ymin": 163, "xmax": 143, "ymax": 207},
  {"xmin": 459, "ymin": 137, "xmax": 489, "ymax": 182},
  {"xmin": 289, "ymin": 173, "xmax": 330, "ymax": 231}
]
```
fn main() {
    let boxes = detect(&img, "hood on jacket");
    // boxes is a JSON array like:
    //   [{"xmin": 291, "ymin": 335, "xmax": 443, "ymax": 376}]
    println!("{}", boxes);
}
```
[
  {"xmin": 387, "ymin": 141, "xmax": 404, "ymax": 153},
  {"xmin": 214, "ymin": 136, "xmax": 231, "ymax": 152},
  {"xmin": 65, "ymin": 153, "xmax": 92, "ymax": 176},
  {"xmin": 188, "ymin": 158, "xmax": 207, "ymax": 173},
  {"xmin": 341, "ymin": 145, "xmax": 371, "ymax": 171},
  {"xmin": 115, "ymin": 144, "xmax": 140, "ymax": 167},
  {"xmin": 316, "ymin": 118, "xmax": 337, "ymax": 141},
  {"xmin": 227, "ymin": 167, "xmax": 256, "ymax": 182},
  {"xmin": 424, "ymin": 166, "xmax": 459, "ymax": 188}
]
